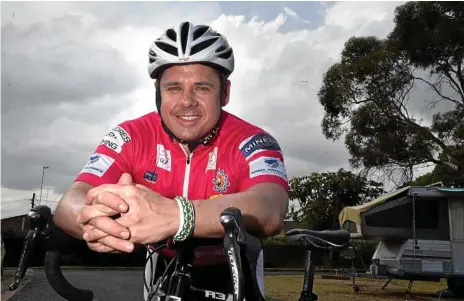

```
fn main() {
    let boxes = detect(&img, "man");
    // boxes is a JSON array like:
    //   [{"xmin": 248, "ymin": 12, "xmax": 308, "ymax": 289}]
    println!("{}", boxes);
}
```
[{"xmin": 53, "ymin": 21, "xmax": 289, "ymax": 300}]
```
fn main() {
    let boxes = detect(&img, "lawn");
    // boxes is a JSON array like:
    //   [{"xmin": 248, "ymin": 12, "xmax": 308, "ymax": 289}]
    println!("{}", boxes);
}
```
[{"xmin": 264, "ymin": 275, "xmax": 461, "ymax": 301}]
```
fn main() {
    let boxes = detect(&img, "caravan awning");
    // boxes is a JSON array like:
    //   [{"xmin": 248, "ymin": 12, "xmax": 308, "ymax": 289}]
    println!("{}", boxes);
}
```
[
  {"xmin": 338, "ymin": 186, "xmax": 410, "ymax": 228},
  {"xmin": 338, "ymin": 185, "xmax": 464, "ymax": 239}
]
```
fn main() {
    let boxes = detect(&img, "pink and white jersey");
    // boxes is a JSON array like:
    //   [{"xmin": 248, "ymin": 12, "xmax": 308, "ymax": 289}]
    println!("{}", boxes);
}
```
[{"xmin": 75, "ymin": 110, "xmax": 289, "ymax": 264}]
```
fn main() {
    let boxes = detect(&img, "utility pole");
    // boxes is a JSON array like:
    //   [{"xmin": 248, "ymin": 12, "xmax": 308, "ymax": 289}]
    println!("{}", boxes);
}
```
[
  {"xmin": 39, "ymin": 166, "xmax": 49, "ymax": 205},
  {"xmin": 30, "ymin": 193, "xmax": 36, "ymax": 209}
]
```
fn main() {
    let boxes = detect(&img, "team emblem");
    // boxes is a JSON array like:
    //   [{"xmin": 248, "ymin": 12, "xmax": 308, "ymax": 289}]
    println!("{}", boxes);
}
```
[{"xmin": 212, "ymin": 169, "xmax": 230, "ymax": 193}]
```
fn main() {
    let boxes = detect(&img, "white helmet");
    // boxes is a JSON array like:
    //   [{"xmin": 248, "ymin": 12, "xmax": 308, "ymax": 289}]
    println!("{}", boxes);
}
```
[{"xmin": 148, "ymin": 21, "xmax": 235, "ymax": 79}]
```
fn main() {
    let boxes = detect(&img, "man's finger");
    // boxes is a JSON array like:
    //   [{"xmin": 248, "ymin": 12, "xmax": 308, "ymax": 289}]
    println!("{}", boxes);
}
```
[
  {"xmin": 95, "ymin": 235, "xmax": 134, "ymax": 253},
  {"xmin": 87, "ymin": 185, "xmax": 134, "ymax": 204},
  {"xmin": 118, "ymin": 173, "xmax": 134, "ymax": 185},
  {"xmin": 86, "ymin": 216, "xmax": 130, "ymax": 239},
  {"xmin": 86, "ymin": 184, "xmax": 116, "ymax": 204},
  {"xmin": 77, "ymin": 204, "xmax": 120, "ymax": 224},
  {"xmin": 84, "ymin": 225, "xmax": 130, "ymax": 241},
  {"xmin": 85, "ymin": 190, "xmax": 129, "ymax": 215},
  {"xmin": 87, "ymin": 241, "xmax": 115, "ymax": 253}
]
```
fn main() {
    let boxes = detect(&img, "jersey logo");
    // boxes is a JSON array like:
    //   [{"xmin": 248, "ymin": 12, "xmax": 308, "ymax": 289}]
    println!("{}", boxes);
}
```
[
  {"xmin": 80, "ymin": 153, "xmax": 115, "ymax": 177},
  {"xmin": 239, "ymin": 133, "xmax": 281, "ymax": 160},
  {"xmin": 144, "ymin": 171, "xmax": 158, "ymax": 183},
  {"xmin": 156, "ymin": 144, "xmax": 171, "ymax": 171},
  {"xmin": 249, "ymin": 156, "xmax": 287, "ymax": 181},
  {"xmin": 206, "ymin": 147, "xmax": 218, "ymax": 172},
  {"xmin": 212, "ymin": 169, "xmax": 230, "ymax": 193},
  {"xmin": 99, "ymin": 125, "xmax": 131, "ymax": 154}
]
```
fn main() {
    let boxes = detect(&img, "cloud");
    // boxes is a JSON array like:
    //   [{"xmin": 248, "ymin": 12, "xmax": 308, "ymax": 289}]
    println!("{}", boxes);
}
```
[
  {"xmin": 282, "ymin": 5, "xmax": 311, "ymax": 24},
  {"xmin": 2, "ymin": 1, "xmax": 409, "ymax": 216}
]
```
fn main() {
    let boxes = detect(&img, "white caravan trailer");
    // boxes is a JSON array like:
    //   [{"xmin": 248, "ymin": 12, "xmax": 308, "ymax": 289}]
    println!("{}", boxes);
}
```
[{"xmin": 339, "ymin": 185, "xmax": 464, "ymax": 297}]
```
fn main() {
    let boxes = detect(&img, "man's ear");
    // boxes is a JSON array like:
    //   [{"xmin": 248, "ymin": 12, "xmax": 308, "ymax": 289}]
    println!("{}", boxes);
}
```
[{"xmin": 222, "ymin": 80, "xmax": 231, "ymax": 106}]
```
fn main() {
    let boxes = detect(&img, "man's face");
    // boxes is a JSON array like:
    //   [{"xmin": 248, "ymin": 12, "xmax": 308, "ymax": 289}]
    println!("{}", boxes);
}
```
[{"xmin": 158, "ymin": 64, "xmax": 230, "ymax": 142}]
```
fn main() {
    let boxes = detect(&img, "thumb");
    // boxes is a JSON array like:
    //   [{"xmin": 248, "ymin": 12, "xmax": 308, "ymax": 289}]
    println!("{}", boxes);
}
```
[{"xmin": 118, "ymin": 173, "xmax": 134, "ymax": 185}]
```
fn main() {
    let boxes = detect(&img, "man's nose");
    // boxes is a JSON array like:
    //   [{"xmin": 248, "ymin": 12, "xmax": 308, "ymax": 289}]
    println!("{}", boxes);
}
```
[{"xmin": 179, "ymin": 88, "xmax": 197, "ymax": 106}]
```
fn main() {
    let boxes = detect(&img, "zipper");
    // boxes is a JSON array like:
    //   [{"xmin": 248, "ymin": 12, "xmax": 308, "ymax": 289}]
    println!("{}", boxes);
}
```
[{"xmin": 179, "ymin": 145, "xmax": 193, "ymax": 198}]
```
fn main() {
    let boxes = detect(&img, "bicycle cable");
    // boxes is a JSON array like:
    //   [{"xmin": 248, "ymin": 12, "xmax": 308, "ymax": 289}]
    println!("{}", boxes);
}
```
[
  {"xmin": 143, "ymin": 244, "xmax": 166, "ymax": 294},
  {"xmin": 147, "ymin": 254, "xmax": 178, "ymax": 301}
]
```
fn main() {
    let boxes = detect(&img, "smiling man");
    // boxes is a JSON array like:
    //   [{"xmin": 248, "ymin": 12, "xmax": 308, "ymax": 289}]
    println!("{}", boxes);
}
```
[{"xmin": 53, "ymin": 21, "xmax": 289, "ymax": 300}]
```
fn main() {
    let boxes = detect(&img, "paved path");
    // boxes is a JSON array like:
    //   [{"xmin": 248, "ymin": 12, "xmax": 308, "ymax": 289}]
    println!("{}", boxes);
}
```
[
  {"xmin": 3, "ymin": 269, "xmax": 144, "ymax": 301},
  {"xmin": 1, "ymin": 267, "xmax": 305, "ymax": 300}
]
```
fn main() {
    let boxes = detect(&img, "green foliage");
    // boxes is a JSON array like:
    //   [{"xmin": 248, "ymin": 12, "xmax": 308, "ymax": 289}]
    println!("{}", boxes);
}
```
[
  {"xmin": 288, "ymin": 169, "xmax": 384, "ymax": 231},
  {"xmin": 317, "ymin": 1, "xmax": 464, "ymax": 186}
]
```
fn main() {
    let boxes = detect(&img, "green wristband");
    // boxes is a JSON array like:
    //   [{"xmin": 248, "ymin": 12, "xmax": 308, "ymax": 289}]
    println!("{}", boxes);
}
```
[{"xmin": 173, "ymin": 196, "xmax": 195, "ymax": 242}]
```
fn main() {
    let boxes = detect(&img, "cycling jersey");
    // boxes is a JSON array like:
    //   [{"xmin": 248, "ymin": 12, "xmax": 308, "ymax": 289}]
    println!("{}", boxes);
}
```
[{"xmin": 74, "ymin": 110, "xmax": 289, "ymax": 298}]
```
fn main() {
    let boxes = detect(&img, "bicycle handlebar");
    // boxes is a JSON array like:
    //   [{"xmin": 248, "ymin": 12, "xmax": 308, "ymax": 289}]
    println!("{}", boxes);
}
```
[
  {"xmin": 9, "ymin": 205, "xmax": 248, "ymax": 301},
  {"xmin": 45, "ymin": 250, "xmax": 94, "ymax": 301}
]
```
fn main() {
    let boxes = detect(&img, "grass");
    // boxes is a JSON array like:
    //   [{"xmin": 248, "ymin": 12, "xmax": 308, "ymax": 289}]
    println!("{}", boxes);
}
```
[{"xmin": 264, "ymin": 275, "xmax": 461, "ymax": 301}]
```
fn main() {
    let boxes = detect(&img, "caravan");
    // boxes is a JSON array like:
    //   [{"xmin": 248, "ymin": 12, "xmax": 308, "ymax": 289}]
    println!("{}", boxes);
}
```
[{"xmin": 339, "ymin": 185, "xmax": 464, "ymax": 297}]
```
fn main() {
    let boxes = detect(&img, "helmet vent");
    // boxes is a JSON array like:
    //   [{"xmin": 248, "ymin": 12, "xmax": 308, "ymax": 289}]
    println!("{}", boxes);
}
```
[
  {"xmin": 155, "ymin": 41, "xmax": 178, "ymax": 56},
  {"xmin": 180, "ymin": 22, "xmax": 190, "ymax": 54},
  {"xmin": 191, "ymin": 37, "xmax": 218, "ymax": 55},
  {"xmin": 193, "ymin": 26, "xmax": 209, "ymax": 40},
  {"xmin": 217, "ymin": 48, "xmax": 233, "ymax": 60},
  {"xmin": 166, "ymin": 29, "xmax": 177, "ymax": 42}
]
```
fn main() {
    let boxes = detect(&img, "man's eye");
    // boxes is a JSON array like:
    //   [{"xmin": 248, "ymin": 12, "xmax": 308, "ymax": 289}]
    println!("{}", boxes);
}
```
[
  {"xmin": 195, "ymin": 86, "xmax": 209, "ymax": 92},
  {"xmin": 167, "ymin": 87, "xmax": 180, "ymax": 91}
]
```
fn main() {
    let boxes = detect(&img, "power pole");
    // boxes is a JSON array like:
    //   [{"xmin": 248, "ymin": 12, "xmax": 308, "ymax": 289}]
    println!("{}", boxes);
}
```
[
  {"xmin": 39, "ymin": 166, "xmax": 49, "ymax": 205},
  {"xmin": 30, "ymin": 193, "xmax": 36, "ymax": 209}
]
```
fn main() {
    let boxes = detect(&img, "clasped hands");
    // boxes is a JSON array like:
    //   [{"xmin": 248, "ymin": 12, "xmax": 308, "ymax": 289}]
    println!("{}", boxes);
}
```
[{"xmin": 76, "ymin": 173, "xmax": 179, "ymax": 253}]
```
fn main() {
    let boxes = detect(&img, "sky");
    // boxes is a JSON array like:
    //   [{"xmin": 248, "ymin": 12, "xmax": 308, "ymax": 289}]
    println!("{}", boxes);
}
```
[{"xmin": 2, "ymin": 0, "xmax": 446, "ymax": 219}]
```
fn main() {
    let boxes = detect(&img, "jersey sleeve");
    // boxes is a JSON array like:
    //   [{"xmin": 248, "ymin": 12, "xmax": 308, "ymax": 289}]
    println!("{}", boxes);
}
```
[
  {"xmin": 236, "ymin": 131, "xmax": 289, "ymax": 192},
  {"xmin": 74, "ymin": 122, "xmax": 134, "ymax": 187}
]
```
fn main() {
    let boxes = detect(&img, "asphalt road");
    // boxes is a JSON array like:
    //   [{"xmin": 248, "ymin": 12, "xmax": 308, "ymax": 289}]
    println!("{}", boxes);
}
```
[
  {"xmin": 5, "ymin": 269, "xmax": 145, "ymax": 301},
  {"xmin": 3, "ymin": 268, "xmax": 303, "ymax": 300}
]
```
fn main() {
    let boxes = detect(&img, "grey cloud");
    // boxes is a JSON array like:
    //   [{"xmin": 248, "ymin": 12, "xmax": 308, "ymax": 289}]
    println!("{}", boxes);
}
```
[
  {"xmin": 1, "ymin": 1, "xmax": 223, "ymax": 211},
  {"xmin": 1, "ymin": 15, "xmax": 139, "ymax": 114},
  {"xmin": 1, "ymin": 95, "xmax": 136, "ymax": 193},
  {"xmin": 236, "ymin": 39, "xmax": 349, "ymax": 171},
  {"xmin": 1, "ymin": 11, "xmax": 143, "ymax": 194}
]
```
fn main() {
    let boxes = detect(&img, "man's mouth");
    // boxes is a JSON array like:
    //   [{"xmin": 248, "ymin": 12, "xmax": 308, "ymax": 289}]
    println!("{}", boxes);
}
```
[{"xmin": 177, "ymin": 115, "xmax": 201, "ymax": 121}]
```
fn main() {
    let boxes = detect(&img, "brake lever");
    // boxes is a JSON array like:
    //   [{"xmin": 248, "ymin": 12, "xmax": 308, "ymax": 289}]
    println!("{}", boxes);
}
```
[
  {"xmin": 220, "ymin": 207, "xmax": 246, "ymax": 301},
  {"xmin": 9, "ymin": 205, "xmax": 52, "ymax": 291},
  {"xmin": 220, "ymin": 207, "xmax": 246, "ymax": 245}
]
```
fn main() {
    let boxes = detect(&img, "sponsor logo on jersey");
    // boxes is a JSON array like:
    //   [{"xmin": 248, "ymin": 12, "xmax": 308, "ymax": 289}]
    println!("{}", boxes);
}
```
[
  {"xmin": 80, "ymin": 153, "xmax": 115, "ymax": 177},
  {"xmin": 239, "ymin": 133, "xmax": 281, "ymax": 160},
  {"xmin": 99, "ymin": 125, "xmax": 131, "ymax": 154},
  {"xmin": 212, "ymin": 169, "xmax": 230, "ymax": 193},
  {"xmin": 206, "ymin": 147, "xmax": 218, "ymax": 172},
  {"xmin": 144, "ymin": 171, "xmax": 158, "ymax": 183},
  {"xmin": 156, "ymin": 144, "xmax": 171, "ymax": 171},
  {"xmin": 249, "ymin": 156, "xmax": 287, "ymax": 181}
]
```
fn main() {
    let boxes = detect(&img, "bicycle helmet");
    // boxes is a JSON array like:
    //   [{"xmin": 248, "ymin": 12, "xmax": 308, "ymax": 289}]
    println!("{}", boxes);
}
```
[
  {"xmin": 148, "ymin": 21, "xmax": 234, "ymax": 79},
  {"xmin": 147, "ymin": 21, "xmax": 235, "ymax": 150}
]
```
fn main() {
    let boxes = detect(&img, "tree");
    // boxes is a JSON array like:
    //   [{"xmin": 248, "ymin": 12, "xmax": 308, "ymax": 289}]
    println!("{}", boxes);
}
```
[
  {"xmin": 288, "ymin": 169, "xmax": 384, "ymax": 231},
  {"xmin": 317, "ymin": 2, "xmax": 464, "ymax": 186},
  {"xmin": 402, "ymin": 153, "xmax": 464, "ymax": 187}
]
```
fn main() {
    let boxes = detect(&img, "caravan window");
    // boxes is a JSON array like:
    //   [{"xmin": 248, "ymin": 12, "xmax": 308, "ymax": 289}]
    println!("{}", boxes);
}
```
[
  {"xmin": 415, "ymin": 198, "xmax": 439, "ymax": 229},
  {"xmin": 364, "ymin": 198, "xmax": 439, "ymax": 229}
]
